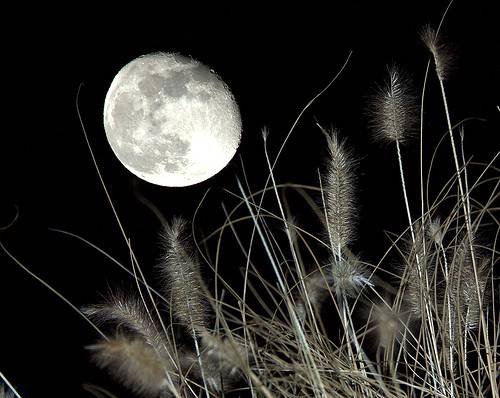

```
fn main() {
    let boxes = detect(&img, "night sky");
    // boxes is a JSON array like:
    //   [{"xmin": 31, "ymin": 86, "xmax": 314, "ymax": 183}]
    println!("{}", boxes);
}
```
[{"xmin": 1, "ymin": 2, "xmax": 498, "ymax": 397}]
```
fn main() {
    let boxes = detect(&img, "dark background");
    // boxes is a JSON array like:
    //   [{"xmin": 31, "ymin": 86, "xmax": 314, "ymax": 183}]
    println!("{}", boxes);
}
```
[{"xmin": 1, "ymin": 1, "xmax": 498, "ymax": 397}]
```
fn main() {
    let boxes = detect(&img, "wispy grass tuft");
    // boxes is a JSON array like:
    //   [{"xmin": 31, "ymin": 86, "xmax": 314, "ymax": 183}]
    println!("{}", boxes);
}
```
[
  {"xmin": 83, "ymin": 291, "xmax": 166, "ymax": 353},
  {"xmin": 368, "ymin": 65, "xmax": 418, "ymax": 145},
  {"xmin": 159, "ymin": 216, "xmax": 209, "ymax": 334},
  {"xmin": 322, "ymin": 126, "xmax": 358, "ymax": 254},
  {"xmin": 87, "ymin": 335, "xmax": 173, "ymax": 397},
  {"xmin": 421, "ymin": 25, "xmax": 453, "ymax": 82},
  {"xmin": 79, "ymin": 217, "xmax": 249, "ymax": 397},
  {"xmin": 401, "ymin": 221, "xmax": 434, "ymax": 319},
  {"xmin": 448, "ymin": 235, "xmax": 489, "ymax": 335}
]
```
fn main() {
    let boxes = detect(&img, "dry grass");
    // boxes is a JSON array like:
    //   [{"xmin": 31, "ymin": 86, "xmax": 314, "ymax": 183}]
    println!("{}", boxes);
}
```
[
  {"xmin": 1, "ymin": 10, "xmax": 498, "ymax": 398},
  {"xmin": 76, "ymin": 23, "xmax": 498, "ymax": 396}
]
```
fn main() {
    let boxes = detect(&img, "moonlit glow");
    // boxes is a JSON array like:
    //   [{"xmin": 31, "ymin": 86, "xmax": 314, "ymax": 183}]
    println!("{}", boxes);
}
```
[{"xmin": 103, "ymin": 52, "xmax": 242, "ymax": 187}]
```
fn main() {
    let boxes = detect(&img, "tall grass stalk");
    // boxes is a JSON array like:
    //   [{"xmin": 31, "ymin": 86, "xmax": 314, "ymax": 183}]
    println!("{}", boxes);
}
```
[
  {"xmin": 423, "ymin": 26, "xmax": 498, "ymax": 396},
  {"xmin": 369, "ymin": 65, "xmax": 448, "ymax": 394}
]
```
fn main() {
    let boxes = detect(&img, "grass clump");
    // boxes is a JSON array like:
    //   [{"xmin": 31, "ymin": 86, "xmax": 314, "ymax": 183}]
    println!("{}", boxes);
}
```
[
  {"xmin": 80, "ymin": 24, "xmax": 498, "ymax": 396},
  {"xmin": 2, "ymin": 11, "xmax": 498, "ymax": 398}
]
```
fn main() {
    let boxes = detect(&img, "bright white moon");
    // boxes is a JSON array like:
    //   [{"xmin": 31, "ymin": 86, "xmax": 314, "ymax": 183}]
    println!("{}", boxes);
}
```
[{"xmin": 103, "ymin": 52, "xmax": 242, "ymax": 187}]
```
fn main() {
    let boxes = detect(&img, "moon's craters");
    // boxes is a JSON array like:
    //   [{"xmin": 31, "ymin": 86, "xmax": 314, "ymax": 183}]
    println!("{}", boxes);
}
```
[{"xmin": 103, "ymin": 52, "xmax": 242, "ymax": 187}]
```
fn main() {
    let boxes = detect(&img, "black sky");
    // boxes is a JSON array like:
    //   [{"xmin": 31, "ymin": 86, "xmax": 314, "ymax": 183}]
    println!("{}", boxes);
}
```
[{"xmin": 1, "ymin": 2, "xmax": 498, "ymax": 397}]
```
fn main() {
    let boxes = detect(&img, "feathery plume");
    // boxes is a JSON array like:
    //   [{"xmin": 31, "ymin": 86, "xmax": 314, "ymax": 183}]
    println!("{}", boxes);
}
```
[
  {"xmin": 421, "ymin": 25, "xmax": 453, "ymax": 82},
  {"xmin": 460, "ymin": 256, "xmax": 489, "ymax": 331},
  {"xmin": 403, "ymin": 222, "xmax": 435, "ymax": 318},
  {"xmin": 372, "ymin": 302, "xmax": 402, "ymax": 350},
  {"xmin": 200, "ymin": 332, "xmax": 248, "ymax": 372},
  {"xmin": 159, "ymin": 216, "xmax": 209, "ymax": 334},
  {"xmin": 83, "ymin": 291, "xmax": 165, "ymax": 354},
  {"xmin": 368, "ymin": 65, "xmax": 418, "ymax": 145},
  {"xmin": 331, "ymin": 252, "xmax": 371, "ymax": 298},
  {"xmin": 320, "ymin": 127, "xmax": 372, "ymax": 297},
  {"xmin": 322, "ymin": 126, "xmax": 358, "ymax": 252},
  {"xmin": 448, "ymin": 236, "xmax": 489, "ymax": 333},
  {"xmin": 189, "ymin": 332, "xmax": 249, "ymax": 392},
  {"xmin": 428, "ymin": 217, "xmax": 444, "ymax": 246},
  {"xmin": 87, "ymin": 335, "xmax": 173, "ymax": 397}
]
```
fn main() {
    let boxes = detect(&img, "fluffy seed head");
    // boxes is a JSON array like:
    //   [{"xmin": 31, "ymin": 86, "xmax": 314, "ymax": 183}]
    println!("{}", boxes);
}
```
[
  {"xmin": 460, "ymin": 257, "xmax": 489, "ymax": 330},
  {"xmin": 160, "ymin": 216, "xmax": 209, "ymax": 333},
  {"xmin": 83, "ymin": 291, "xmax": 165, "ymax": 353},
  {"xmin": 421, "ymin": 25, "xmax": 452, "ymax": 81},
  {"xmin": 322, "ymin": 126, "xmax": 358, "ymax": 251},
  {"xmin": 331, "ymin": 253, "xmax": 371, "ymax": 298},
  {"xmin": 428, "ymin": 217, "xmax": 444, "ymax": 245},
  {"xmin": 88, "ymin": 336, "xmax": 172, "ymax": 397},
  {"xmin": 192, "ymin": 332, "xmax": 249, "ymax": 391},
  {"xmin": 448, "ymin": 236, "xmax": 489, "ymax": 332},
  {"xmin": 372, "ymin": 303, "xmax": 402, "ymax": 349},
  {"xmin": 368, "ymin": 65, "xmax": 417, "ymax": 144},
  {"xmin": 402, "ymin": 223, "xmax": 435, "ymax": 318}
]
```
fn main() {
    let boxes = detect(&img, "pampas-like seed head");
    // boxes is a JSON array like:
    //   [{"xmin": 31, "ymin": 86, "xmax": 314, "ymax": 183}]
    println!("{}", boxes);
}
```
[
  {"xmin": 372, "ymin": 303, "xmax": 402, "ymax": 349},
  {"xmin": 331, "ymin": 252, "xmax": 371, "ymax": 298},
  {"xmin": 459, "ymin": 256, "xmax": 489, "ymax": 331},
  {"xmin": 322, "ymin": 126, "xmax": 358, "ymax": 252},
  {"xmin": 368, "ymin": 65, "xmax": 417, "ymax": 145},
  {"xmin": 421, "ymin": 25, "xmax": 452, "ymax": 81},
  {"xmin": 83, "ymin": 291, "xmax": 165, "ymax": 354},
  {"xmin": 160, "ymin": 216, "xmax": 209, "ymax": 334},
  {"xmin": 402, "ymin": 222, "xmax": 435, "ymax": 318},
  {"xmin": 88, "ymin": 336, "xmax": 172, "ymax": 397},
  {"xmin": 428, "ymin": 217, "xmax": 444, "ymax": 246},
  {"xmin": 193, "ymin": 332, "xmax": 248, "ymax": 392},
  {"xmin": 448, "ymin": 236, "xmax": 489, "ymax": 332}
]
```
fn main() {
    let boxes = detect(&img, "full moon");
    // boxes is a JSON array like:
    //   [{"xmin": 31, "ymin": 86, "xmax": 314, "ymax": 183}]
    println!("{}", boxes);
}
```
[{"xmin": 103, "ymin": 52, "xmax": 242, "ymax": 187}]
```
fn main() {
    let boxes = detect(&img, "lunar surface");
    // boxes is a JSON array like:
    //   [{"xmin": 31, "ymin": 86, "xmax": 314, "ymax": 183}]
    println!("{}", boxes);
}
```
[{"xmin": 103, "ymin": 52, "xmax": 242, "ymax": 187}]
